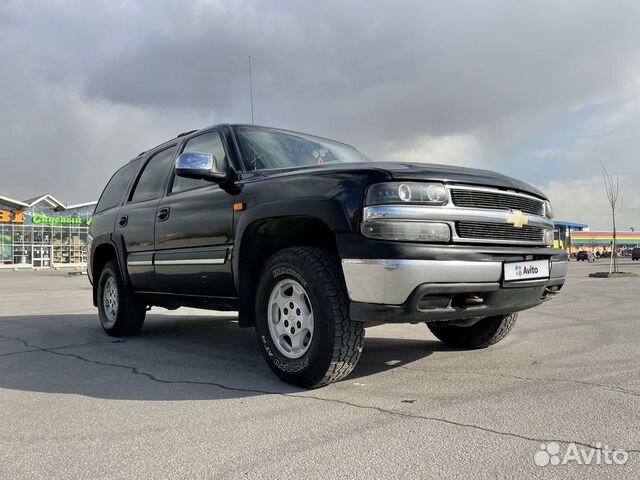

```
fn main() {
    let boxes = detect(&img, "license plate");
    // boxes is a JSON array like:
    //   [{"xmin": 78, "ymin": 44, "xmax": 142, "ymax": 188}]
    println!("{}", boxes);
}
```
[{"xmin": 503, "ymin": 259, "xmax": 550, "ymax": 282}]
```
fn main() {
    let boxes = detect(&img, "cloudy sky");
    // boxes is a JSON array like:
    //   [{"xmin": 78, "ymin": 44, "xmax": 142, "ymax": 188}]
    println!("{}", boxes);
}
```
[{"xmin": 1, "ymin": 0, "xmax": 639, "ymax": 229}]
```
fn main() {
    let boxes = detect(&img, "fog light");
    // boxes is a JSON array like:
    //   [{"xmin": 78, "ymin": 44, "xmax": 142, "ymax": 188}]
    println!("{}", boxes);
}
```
[
  {"xmin": 361, "ymin": 220, "xmax": 451, "ymax": 242},
  {"xmin": 544, "ymin": 229, "xmax": 554, "ymax": 246}
]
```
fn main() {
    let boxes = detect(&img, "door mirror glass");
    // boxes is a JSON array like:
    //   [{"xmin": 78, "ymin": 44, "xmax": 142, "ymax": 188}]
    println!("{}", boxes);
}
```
[{"xmin": 175, "ymin": 152, "xmax": 226, "ymax": 182}]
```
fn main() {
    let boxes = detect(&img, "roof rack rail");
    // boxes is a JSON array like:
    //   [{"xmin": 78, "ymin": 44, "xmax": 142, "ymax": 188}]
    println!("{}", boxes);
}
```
[{"xmin": 176, "ymin": 129, "xmax": 197, "ymax": 138}]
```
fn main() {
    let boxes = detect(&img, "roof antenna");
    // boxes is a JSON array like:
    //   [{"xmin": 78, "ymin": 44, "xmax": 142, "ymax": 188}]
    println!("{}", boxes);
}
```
[
  {"xmin": 248, "ymin": 55, "xmax": 255, "ymax": 126},
  {"xmin": 249, "ymin": 55, "xmax": 257, "ymax": 169}
]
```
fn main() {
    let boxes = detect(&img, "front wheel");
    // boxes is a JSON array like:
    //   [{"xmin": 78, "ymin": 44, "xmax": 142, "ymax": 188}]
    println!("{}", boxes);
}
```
[
  {"xmin": 427, "ymin": 313, "xmax": 518, "ymax": 349},
  {"xmin": 255, "ymin": 247, "xmax": 364, "ymax": 388}
]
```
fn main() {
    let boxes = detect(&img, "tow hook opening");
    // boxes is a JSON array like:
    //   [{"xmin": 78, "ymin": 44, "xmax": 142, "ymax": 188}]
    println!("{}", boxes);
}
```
[
  {"xmin": 417, "ymin": 292, "xmax": 487, "ymax": 311},
  {"xmin": 541, "ymin": 285, "xmax": 562, "ymax": 301},
  {"xmin": 417, "ymin": 295, "xmax": 450, "ymax": 310},
  {"xmin": 445, "ymin": 317, "xmax": 484, "ymax": 328},
  {"xmin": 451, "ymin": 293, "xmax": 486, "ymax": 309}
]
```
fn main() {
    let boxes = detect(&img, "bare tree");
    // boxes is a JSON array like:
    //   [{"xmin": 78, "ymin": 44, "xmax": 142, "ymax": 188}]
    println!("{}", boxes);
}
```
[{"xmin": 601, "ymin": 163, "xmax": 622, "ymax": 274}]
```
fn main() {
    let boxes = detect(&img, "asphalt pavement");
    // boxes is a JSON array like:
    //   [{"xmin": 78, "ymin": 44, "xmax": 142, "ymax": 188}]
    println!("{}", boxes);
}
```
[{"xmin": 1, "ymin": 260, "xmax": 639, "ymax": 479}]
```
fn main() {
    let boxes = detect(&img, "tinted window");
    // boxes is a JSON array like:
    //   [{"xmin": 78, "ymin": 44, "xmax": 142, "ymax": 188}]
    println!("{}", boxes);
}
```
[
  {"xmin": 233, "ymin": 126, "xmax": 370, "ymax": 171},
  {"xmin": 95, "ymin": 160, "xmax": 140, "ymax": 213},
  {"xmin": 170, "ymin": 131, "xmax": 227, "ymax": 194},
  {"xmin": 130, "ymin": 146, "xmax": 177, "ymax": 203}
]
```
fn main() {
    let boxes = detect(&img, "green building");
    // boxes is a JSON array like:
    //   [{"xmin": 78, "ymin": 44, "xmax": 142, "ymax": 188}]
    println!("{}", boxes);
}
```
[{"xmin": 0, "ymin": 194, "xmax": 96, "ymax": 269}]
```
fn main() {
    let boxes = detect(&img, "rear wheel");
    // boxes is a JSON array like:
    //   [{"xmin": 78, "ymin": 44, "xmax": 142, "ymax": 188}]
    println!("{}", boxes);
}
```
[
  {"xmin": 427, "ymin": 313, "xmax": 517, "ymax": 349},
  {"xmin": 255, "ymin": 247, "xmax": 364, "ymax": 388},
  {"xmin": 97, "ymin": 260, "xmax": 146, "ymax": 337}
]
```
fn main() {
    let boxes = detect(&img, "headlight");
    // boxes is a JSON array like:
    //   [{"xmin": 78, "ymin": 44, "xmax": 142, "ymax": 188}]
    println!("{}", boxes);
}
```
[
  {"xmin": 365, "ymin": 182, "xmax": 448, "ymax": 206},
  {"xmin": 361, "ymin": 220, "xmax": 451, "ymax": 242},
  {"xmin": 544, "ymin": 200, "xmax": 554, "ymax": 219}
]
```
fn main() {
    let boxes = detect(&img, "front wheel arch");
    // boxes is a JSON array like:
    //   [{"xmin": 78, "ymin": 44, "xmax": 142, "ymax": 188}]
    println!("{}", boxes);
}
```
[{"xmin": 236, "ymin": 215, "xmax": 341, "ymax": 328}]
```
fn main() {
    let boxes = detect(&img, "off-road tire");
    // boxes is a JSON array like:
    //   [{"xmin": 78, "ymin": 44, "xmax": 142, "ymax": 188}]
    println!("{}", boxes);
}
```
[
  {"xmin": 427, "ymin": 313, "xmax": 518, "ymax": 349},
  {"xmin": 255, "ymin": 247, "xmax": 364, "ymax": 388},
  {"xmin": 97, "ymin": 260, "xmax": 146, "ymax": 337}
]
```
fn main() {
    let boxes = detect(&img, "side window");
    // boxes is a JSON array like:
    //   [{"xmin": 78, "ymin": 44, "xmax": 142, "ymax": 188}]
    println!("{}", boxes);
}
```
[
  {"xmin": 130, "ymin": 146, "xmax": 177, "ymax": 203},
  {"xmin": 170, "ymin": 131, "xmax": 227, "ymax": 194},
  {"xmin": 95, "ymin": 159, "xmax": 140, "ymax": 213}
]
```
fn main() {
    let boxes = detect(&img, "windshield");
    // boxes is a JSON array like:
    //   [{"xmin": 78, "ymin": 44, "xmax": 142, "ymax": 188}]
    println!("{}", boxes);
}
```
[{"xmin": 233, "ymin": 126, "xmax": 371, "ymax": 171}]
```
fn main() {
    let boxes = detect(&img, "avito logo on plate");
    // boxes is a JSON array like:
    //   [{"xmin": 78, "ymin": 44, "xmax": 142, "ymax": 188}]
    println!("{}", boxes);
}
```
[{"xmin": 515, "ymin": 264, "xmax": 539, "ymax": 278}]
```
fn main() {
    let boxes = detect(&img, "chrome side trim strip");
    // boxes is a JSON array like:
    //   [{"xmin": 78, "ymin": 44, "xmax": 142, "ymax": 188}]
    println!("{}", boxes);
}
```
[
  {"xmin": 154, "ymin": 258, "xmax": 225, "ymax": 266},
  {"xmin": 127, "ymin": 260, "xmax": 152, "ymax": 266}
]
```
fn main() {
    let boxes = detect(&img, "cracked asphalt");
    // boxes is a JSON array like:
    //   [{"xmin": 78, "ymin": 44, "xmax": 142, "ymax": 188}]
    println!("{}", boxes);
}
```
[{"xmin": 1, "ymin": 261, "xmax": 639, "ymax": 479}]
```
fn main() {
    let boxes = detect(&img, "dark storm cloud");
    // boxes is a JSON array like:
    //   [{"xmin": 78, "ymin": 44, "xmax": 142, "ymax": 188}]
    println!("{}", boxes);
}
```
[
  {"xmin": 0, "ymin": 0, "xmax": 639, "ymax": 228},
  {"xmin": 84, "ymin": 1, "xmax": 640, "ymax": 143}
]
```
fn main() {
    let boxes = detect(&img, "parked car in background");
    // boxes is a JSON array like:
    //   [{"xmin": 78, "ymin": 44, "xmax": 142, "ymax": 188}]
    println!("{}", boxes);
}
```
[
  {"xmin": 576, "ymin": 250, "xmax": 595, "ymax": 262},
  {"xmin": 632, "ymin": 248, "xmax": 640, "ymax": 261}
]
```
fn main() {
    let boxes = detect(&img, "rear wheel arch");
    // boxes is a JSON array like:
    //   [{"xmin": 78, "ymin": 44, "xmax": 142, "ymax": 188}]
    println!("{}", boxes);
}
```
[
  {"xmin": 96, "ymin": 259, "xmax": 146, "ymax": 336},
  {"xmin": 91, "ymin": 242, "xmax": 119, "ymax": 306},
  {"xmin": 91, "ymin": 236, "xmax": 131, "ymax": 305}
]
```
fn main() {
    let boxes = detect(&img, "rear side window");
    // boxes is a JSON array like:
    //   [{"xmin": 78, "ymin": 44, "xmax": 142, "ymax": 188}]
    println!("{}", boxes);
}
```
[
  {"xmin": 130, "ymin": 146, "xmax": 177, "ymax": 203},
  {"xmin": 95, "ymin": 160, "xmax": 140, "ymax": 213}
]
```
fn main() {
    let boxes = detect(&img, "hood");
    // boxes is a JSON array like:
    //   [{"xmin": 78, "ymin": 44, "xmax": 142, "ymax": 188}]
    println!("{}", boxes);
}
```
[
  {"xmin": 250, "ymin": 161, "xmax": 547, "ymax": 200},
  {"xmin": 369, "ymin": 162, "xmax": 547, "ymax": 200}
]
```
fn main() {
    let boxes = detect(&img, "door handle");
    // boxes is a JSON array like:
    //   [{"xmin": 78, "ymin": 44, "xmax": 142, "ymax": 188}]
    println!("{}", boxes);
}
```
[
  {"xmin": 157, "ymin": 207, "xmax": 170, "ymax": 221},
  {"xmin": 118, "ymin": 215, "xmax": 128, "ymax": 227}
]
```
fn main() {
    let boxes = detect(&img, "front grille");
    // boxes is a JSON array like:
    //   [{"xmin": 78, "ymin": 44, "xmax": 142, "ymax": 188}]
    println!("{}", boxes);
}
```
[
  {"xmin": 457, "ymin": 221, "xmax": 545, "ymax": 243},
  {"xmin": 450, "ymin": 189, "xmax": 544, "ymax": 216}
]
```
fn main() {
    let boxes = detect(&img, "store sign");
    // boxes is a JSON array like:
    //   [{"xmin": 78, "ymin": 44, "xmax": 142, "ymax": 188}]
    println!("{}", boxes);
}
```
[
  {"xmin": 0, "ymin": 209, "xmax": 92, "ymax": 226},
  {"xmin": 32, "ymin": 215, "xmax": 85, "ymax": 225},
  {"xmin": 0, "ymin": 209, "xmax": 25, "ymax": 224}
]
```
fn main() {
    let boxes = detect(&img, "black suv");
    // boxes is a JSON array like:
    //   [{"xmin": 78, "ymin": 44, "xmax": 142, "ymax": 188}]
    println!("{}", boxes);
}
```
[{"xmin": 88, "ymin": 124, "xmax": 567, "ymax": 387}]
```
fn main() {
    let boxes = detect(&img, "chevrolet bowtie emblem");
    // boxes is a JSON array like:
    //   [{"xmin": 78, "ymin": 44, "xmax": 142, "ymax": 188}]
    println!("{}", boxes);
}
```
[{"xmin": 506, "ymin": 209, "xmax": 529, "ymax": 229}]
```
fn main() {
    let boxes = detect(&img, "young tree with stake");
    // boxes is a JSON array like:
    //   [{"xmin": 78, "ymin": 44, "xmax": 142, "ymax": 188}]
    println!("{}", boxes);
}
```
[{"xmin": 601, "ymin": 163, "xmax": 621, "ymax": 274}]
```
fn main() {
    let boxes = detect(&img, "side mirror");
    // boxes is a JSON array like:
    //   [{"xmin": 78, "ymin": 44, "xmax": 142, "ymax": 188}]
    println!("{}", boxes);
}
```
[{"xmin": 175, "ymin": 152, "xmax": 227, "ymax": 182}]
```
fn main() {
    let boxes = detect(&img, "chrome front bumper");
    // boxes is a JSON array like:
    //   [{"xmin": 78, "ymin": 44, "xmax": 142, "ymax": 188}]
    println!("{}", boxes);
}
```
[{"xmin": 341, "ymin": 258, "xmax": 568, "ymax": 305}]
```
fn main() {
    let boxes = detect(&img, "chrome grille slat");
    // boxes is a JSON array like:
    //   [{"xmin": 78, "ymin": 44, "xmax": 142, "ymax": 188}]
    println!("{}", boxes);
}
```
[
  {"xmin": 457, "ymin": 221, "xmax": 545, "ymax": 242},
  {"xmin": 450, "ymin": 189, "xmax": 544, "ymax": 216}
]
